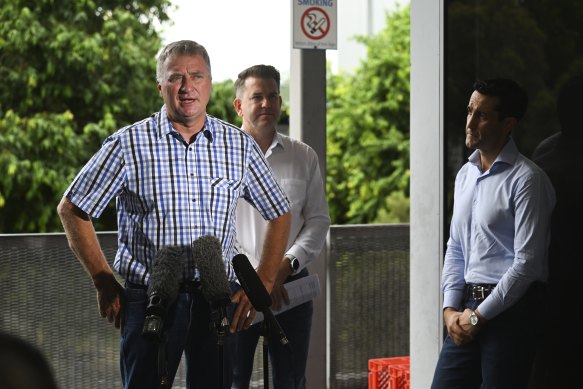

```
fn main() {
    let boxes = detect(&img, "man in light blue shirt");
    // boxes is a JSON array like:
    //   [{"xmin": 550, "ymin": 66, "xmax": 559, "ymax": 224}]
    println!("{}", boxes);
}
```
[{"xmin": 431, "ymin": 78, "xmax": 555, "ymax": 389}]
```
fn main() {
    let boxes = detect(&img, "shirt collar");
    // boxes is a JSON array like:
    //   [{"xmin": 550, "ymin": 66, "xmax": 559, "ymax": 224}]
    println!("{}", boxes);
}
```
[
  {"xmin": 265, "ymin": 132, "xmax": 285, "ymax": 158},
  {"xmin": 468, "ymin": 137, "xmax": 519, "ymax": 171},
  {"xmin": 157, "ymin": 105, "xmax": 214, "ymax": 143}
]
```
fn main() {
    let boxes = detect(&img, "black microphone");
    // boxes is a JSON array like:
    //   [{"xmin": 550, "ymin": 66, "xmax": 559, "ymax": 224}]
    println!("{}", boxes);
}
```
[
  {"xmin": 192, "ymin": 235, "xmax": 231, "ymax": 331},
  {"xmin": 232, "ymin": 253, "xmax": 290, "ymax": 348},
  {"xmin": 142, "ymin": 246, "xmax": 183, "ymax": 341}
]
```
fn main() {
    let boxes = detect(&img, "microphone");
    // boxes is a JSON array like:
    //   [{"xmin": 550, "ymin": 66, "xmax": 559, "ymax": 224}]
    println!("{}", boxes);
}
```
[
  {"xmin": 192, "ymin": 235, "xmax": 231, "ymax": 331},
  {"xmin": 232, "ymin": 253, "xmax": 290, "ymax": 348},
  {"xmin": 142, "ymin": 246, "xmax": 183, "ymax": 341}
]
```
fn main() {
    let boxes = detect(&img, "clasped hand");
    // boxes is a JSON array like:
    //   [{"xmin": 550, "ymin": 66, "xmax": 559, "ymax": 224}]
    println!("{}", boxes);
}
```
[{"xmin": 444, "ymin": 308, "xmax": 478, "ymax": 346}]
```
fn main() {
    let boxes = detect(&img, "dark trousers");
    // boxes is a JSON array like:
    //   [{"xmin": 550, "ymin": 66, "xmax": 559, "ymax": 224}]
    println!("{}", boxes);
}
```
[
  {"xmin": 120, "ymin": 282, "xmax": 240, "ymax": 389},
  {"xmin": 431, "ymin": 283, "xmax": 545, "ymax": 389}
]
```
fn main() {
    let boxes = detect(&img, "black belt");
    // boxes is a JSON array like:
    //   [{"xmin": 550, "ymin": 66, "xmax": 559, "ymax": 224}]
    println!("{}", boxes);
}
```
[
  {"xmin": 464, "ymin": 283, "xmax": 496, "ymax": 301},
  {"xmin": 126, "ymin": 280, "xmax": 201, "ymax": 293}
]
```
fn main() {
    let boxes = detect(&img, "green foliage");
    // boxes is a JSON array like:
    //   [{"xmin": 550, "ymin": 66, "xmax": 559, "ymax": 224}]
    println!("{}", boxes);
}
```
[
  {"xmin": 374, "ymin": 190, "xmax": 410, "ymax": 224},
  {"xmin": 0, "ymin": 0, "xmax": 172, "ymax": 232},
  {"xmin": 0, "ymin": 110, "xmax": 115, "ymax": 232},
  {"xmin": 208, "ymin": 79, "xmax": 241, "ymax": 127},
  {"xmin": 326, "ymin": 5, "xmax": 410, "ymax": 225}
]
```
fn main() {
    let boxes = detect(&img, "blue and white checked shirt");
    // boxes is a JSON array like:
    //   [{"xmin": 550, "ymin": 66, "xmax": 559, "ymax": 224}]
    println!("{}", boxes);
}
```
[{"xmin": 65, "ymin": 105, "xmax": 290, "ymax": 285}]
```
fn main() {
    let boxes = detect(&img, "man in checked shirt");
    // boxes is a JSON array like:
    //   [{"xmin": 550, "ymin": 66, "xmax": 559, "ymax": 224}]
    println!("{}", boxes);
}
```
[{"xmin": 57, "ymin": 40, "xmax": 290, "ymax": 389}]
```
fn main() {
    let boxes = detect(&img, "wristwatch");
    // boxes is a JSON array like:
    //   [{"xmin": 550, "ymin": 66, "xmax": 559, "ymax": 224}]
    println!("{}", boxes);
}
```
[
  {"xmin": 287, "ymin": 255, "xmax": 300, "ymax": 274},
  {"xmin": 470, "ymin": 310, "xmax": 479, "ymax": 326}
]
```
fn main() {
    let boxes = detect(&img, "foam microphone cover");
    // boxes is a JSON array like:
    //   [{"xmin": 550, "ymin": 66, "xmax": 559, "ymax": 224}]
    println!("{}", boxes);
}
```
[
  {"xmin": 232, "ymin": 253, "xmax": 272, "ymax": 311},
  {"xmin": 147, "ymin": 246, "xmax": 183, "ymax": 302},
  {"xmin": 192, "ymin": 235, "xmax": 231, "ymax": 307}
]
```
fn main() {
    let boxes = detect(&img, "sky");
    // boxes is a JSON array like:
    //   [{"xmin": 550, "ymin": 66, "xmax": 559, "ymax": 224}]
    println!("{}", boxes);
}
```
[{"xmin": 160, "ymin": 0, "xmax": 294, "ymax": 82}]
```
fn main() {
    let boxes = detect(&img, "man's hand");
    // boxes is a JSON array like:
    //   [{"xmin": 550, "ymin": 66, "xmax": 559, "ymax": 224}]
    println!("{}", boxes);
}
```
[
  {"xmin": 229, "ymin": 288, "xmax": 256, "ymax": 333},
  {"xmin": 270, "ymin": 282, "xmax": 290, "ymax": 311},
  {"xmin": 443, "ymin": 307, "xmax": 475, "ymax": 346},
  {"xmin": 93, "ymin": 272, "xmax": 125, "ymax": 333}
]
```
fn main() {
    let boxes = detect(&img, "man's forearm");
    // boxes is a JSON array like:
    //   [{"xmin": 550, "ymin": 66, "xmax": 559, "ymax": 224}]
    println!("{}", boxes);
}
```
[
  {"xmin": 256, "ymin": 212, "xmax": 291, "ymax": 293},
  {"xmin": 57, "ymin": 197, "xmax": 113, "ymax": 283}
]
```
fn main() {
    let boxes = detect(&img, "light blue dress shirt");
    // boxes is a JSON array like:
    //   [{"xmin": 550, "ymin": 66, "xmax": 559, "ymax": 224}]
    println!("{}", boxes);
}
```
[{"xmin": 441, "ymin": 138, "xmax": 555, "ymax": 319}]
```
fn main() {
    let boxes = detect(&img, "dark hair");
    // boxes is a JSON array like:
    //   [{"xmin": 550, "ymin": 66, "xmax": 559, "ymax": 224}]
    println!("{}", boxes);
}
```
[
  {"xmin": 156, "ymin": 40, "xmax": 211, "ymax": 82},
  {"xmin": 0, "ymin": 332, "xmax": 59, "ymax": 389},
  {"xmin": 473, "ymin": 78, "xmax": 528, "ymax": 121},
  {"xmin": 234, "ymin": 65, "xmax": 281, "ymax": 97},
  {"xmin": 556, "ymin": 74, "xmax": 583, "ymax": 137}
]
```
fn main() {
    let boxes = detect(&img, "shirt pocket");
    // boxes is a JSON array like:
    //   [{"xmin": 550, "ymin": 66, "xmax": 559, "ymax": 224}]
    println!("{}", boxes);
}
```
[
  {"xmin": 209, "ymin": 177, "xmax": 240, "ymax": 197},
  {"xmin": 280, "ymin": 178, "xmax": 307, "ymax": 210},
  {"xmin": 207, "ymin": 177, "xmax": 240, "ymax": 229}
]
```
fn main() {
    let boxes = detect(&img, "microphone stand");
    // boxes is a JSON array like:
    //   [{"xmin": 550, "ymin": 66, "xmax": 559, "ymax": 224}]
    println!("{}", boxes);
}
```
[
  {"xmin": 157, "ymin": 332, "xmax": 170, "ymax": 389},
  {"xmin": 261, "ymin": 319, "xmax": 270, "ymax": 389},
  {"xmin": 260, "ymin": 308, "xmax": 296, "ymax": 389},
  {"xmin": 210, "ymin": 305, "xmax": 229, "ymax": 388}
]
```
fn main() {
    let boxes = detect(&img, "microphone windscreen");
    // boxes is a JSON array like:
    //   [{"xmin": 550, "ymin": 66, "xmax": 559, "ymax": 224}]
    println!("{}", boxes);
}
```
[
  {"xmin": 192, "ymin": 235, "xmax": 231, "ymax": 306},
  {"xmin": 147, "ymin": 246, "xmax": 183, "ymax": 301},
  {"xmin": 232, "ymin": 253, "xmax": 272, "ymax": 311}
]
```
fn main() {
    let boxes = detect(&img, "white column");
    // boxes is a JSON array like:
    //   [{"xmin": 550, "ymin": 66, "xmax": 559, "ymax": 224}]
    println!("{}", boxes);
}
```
[
  {"xmin": 290, "ymin": 47, "xmax": 328, "ymax": 388},
  {"xmin": 410, "ymin": 0, "xmax": 445, "ymax": 388}
]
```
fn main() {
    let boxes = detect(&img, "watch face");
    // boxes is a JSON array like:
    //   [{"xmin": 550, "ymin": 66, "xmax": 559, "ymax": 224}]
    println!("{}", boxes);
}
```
[{"xmin": 470, "ymin": 312, "xmax": 478, "ymax": 326}]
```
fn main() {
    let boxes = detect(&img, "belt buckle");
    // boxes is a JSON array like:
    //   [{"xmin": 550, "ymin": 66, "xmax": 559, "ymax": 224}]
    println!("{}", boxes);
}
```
[
  {"xmin": 477, "ymin": 286, "xmax": 485, "ymax": 300},
  {"xmin": 471, "ymin": 285, "xmax": 486, "ymax": 300}
]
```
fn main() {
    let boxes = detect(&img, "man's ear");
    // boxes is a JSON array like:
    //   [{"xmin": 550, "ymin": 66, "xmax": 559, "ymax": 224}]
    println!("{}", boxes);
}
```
[
  {"xmin": 503, "ymin": 116, "xmax": 518, "ymax": 135},
  {"xmin": 233, "ymin": 98, "xmax": 243, "ymax": 117}
]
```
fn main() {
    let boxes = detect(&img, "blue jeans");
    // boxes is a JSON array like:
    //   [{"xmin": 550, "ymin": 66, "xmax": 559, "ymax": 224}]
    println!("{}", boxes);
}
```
[
  {"xmin": 232, "ymin": 269, "xmax": 314, "ymax": 389},
  {"xmin": 431, "ymin": 283, "xmax": 545, "ymax": 389},
  {"xmin": 120, "ymin": 281, "xmax": 240, "ymax": 389}
]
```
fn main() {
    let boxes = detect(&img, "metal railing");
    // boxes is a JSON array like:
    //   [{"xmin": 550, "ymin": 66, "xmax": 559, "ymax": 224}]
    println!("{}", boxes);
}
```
[{"xmin": 0, "ymin": 225, "xmax": 409, "ymax": 389}]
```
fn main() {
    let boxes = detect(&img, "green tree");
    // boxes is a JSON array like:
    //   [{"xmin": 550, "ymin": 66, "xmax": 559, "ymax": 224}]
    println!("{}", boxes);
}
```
[
  {"xmin": 0, "ymin": 0, "xmax": 173, "ymax": 232},
  {"xmin": 208, "ymin": 79, "xmax": 241, "ymax": 127},
  {"xmin": 326, "ymin": 5, "xmax": 410, "ymax": 225}
]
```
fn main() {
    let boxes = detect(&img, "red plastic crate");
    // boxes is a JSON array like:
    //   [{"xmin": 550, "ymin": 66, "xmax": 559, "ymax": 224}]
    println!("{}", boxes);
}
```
[{"xmin": 368, "ymin": 356, "xmax": 410, "ymax": 389}]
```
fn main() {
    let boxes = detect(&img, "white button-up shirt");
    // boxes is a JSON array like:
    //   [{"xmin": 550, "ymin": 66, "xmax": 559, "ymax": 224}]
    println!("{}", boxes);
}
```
[{"xmin": 235, "ymin": 132, "xmax": 330, "ymax": 273}]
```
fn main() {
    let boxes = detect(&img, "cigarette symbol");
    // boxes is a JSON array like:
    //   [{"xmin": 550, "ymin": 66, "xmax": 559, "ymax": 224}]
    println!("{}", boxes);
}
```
[
  {"xmin": 300, "ymin": 7, "xmax": 330, "ymax": 41},
  {"xmin": 307, "ymin": 13, "xmax": 326, "ymax": 34}
]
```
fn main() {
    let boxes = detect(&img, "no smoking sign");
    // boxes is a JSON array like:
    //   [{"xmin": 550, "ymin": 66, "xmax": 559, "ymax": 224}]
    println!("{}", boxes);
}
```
[
  {"xmin": 301, "ymin": 7, "xmax": 330, "ymax": 40},
  {"xmin": 293, "ymin": 1, "xmax": 337, "ymax": 50}
]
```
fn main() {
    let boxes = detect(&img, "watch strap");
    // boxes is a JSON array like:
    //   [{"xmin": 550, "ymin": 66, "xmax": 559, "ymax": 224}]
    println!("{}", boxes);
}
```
[{"xmin": 287, "ymin": 254, "xmax": 299, "ymax": 274}]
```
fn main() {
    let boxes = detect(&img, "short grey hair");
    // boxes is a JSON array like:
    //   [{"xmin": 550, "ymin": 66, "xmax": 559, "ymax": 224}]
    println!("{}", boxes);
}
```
[{"xmin": 156, "ymin": 40, "xmax": 212, "ymax": 82}]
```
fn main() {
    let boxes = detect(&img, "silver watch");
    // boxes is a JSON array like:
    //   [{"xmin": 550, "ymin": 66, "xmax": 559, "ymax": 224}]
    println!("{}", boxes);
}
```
[{"xmin": 470, "ymin": 310, "xmax": 479, "ymax": 326}]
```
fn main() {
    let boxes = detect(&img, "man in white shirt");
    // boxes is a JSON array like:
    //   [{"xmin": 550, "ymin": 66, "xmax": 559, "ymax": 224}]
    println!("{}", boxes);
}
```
[{"xmin": 231, "ymin": 64, "xmax": 331, "ymax": 389}]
